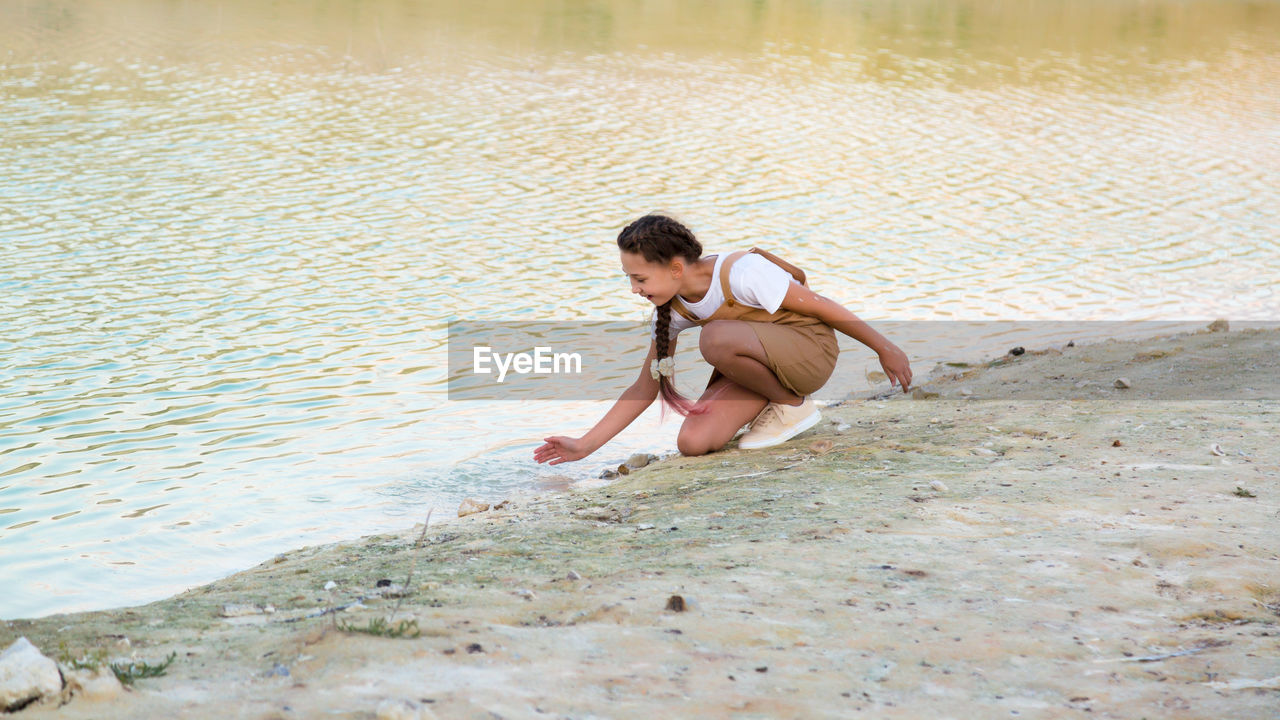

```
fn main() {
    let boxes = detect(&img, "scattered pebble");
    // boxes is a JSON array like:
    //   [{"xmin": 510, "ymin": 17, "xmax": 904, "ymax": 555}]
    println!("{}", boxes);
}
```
[
  {"xmin": 959, "ymin": 388, "xmax": 974, "ymax": 397},
  {"xmin": 323, "ymin": 581, "xmax": 337, "ymax": 591},
  {"xmin": 1210, "ymin": 444, "xmax": 1226, "ymax": 457},
  {"xmin": 599, "ymin": 468, "xmax": 619, "ymax": 480},
  {"xmin": 376, "ymin": 698, "xmax": 436, "ymax": 720},
  {"xmin": 636, "ymin": 524, "xmax": 655, "ymax": 531},
  {"xmin": 617, "ymin": 464, "xmax": 631, "ymax": 476},
  {"xmin": 809, "ymin": 439, "xmax": 834, "ymax": 455},
  {"xmin": 458, "ymin": 498, "xmax": 490, "ymax": 517},
  {"xmin": 1114, "ymin": 377, "xmax": 1131, "ymax": 389},
  {"xmin": 466, "ymin": 643, "xmax": 484, "ymax": 654},
  {"xmin": 566, "ymin": 570, "xmax": 582, "ymax": 581},
  {"xmin": 911, "ymin": 387, "xmax": 940, "ymax": 400},
  {"xmin": 970, "ymin": 448, "xmax": 999, "ymax": 456},
  {"xmin": 1008, "ymin": 346, "xmax": 1025, "ymax": 356},
  {"xmin": 626, "ymin": 453, "xmax": 651, "ymax": 469},
  {"xmin": 929, "ymin": 480, "xmax": 948, "ymax": 493},
  {"xmin": 514, "ymin": 589, "xmax": 536, "ymax": 601},
  {"xmin": 220, "ymin": 603, "xmax": 274, "ymax": 617},
  {"xmin": 665, "ymin": 595, "xmax": 687, "ymax": 612},
  {"xmin": 1112, "ymin": 440, "xmax": 1123, "ymax": 447}
]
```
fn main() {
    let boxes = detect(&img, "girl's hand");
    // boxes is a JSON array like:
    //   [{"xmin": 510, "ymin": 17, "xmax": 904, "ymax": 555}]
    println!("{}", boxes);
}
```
[
  {"xmin": 878, "ymin": 344, "xmax": 913, "ymax": 392},
  {"xmin": 534, "ymin": 436, "xmax": 592, "ymax": 465}
]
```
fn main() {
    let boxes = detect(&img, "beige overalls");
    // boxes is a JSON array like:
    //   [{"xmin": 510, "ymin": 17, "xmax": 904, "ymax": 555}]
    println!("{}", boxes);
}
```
[{"xmin": 670, "ymin": 248, "xmax": 839, "ymax": 397}]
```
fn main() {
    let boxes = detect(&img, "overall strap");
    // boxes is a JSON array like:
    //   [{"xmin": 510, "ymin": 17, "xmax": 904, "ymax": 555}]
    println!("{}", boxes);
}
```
[
  {"xmin": 717, "ymin": 251, "xmax": 751, "ymax": 307},
  {"xmin": 749, "ymin": 247, "xmax": 806, "ymax": 286},
  {"xmin": 668, "ymin": 296, "xmax": 699, "ymax": 323}
]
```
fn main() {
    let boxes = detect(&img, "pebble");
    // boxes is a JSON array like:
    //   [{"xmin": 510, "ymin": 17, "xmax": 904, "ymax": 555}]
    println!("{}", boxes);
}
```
[
  {"xmin": 1210, "ymin": 444, "xmax": 1226, "ymax": 457},
  {"xmin": 911, "ymin": 387, "xmax": 940, "ymax": 400},
  {"xmin": 665, "ymin": 595, "xmax": 687, "ymax": 612},
  {"xmin": 457, "ymin": 498, "xmax": 490, "ymax": 517},
  {"xmin": 220, "ymin": 603, "xmax": 275, "ymax": 617},
  {"xmin": 959, "ymin": 388, "xmax": 974, "ymax": 397},
  {"xmin": 809, "ymin": 439, "xmax": 834, "ymax": 455},
  {"xmin": 929, "ymin": 417, "xmax": 941, "ymax": 424},
  {"xmin": 599, "ymin": 468, "xmax": 619, "ymax": 479},
  {"xmin": 636, "ymin": 524, "xmax": 655, "ymax": 531},
  {"xmin": 929, "ymin": 480, "xmax": 948, "ymax": 493},
  {"xmin": 514, "ymin": 589, "xmax": 536, "ymax": 601},
  {"xmin": 626, "ymin": 453, "xmax": 651, "ymax": 469},
  {"xmin": 375, "ymin": 698, "xmax": 437, "ymax": 720},
  {"xmin": 566, "ymin": 570, "xmax": 582, "ymax": 581},
  {"xmin": 1008, "ymin": 346, "xmax": 1025, "ymax": 356},
  {"xmin": 0, "ymin": 638, "xmax": 62, "ymax": 712},
  {"xmin": 324, "ymin": 581, "xmax": 337, "ymax": 591},
  {"xmin": 970, "ymin": 448, "xmax": 999, "ymax": 456},
  {"xmin": 1114, "ymin": 377, "xmax": 1131, "ymax": 389}
]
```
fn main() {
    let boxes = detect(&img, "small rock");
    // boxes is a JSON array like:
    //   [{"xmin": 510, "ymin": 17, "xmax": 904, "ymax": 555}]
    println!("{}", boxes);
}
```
[
  {"xmin": 599, "ymin": 468, "xmax": 619, "ymax": 479},
  {"xmin": 616, "ymin": 464, "xmax": 631, "ymax": 476},
  {"xmin": 626, "ymin": 453, "xmax": 651, "ymax": 469},
  {"xmin": 493, "ymin": 499, "xmax": 512, "ymax": 510},
  {"xmin": 466, "ymin": 643, "xmax": 484, "ymax": 654},
  {"xmin": 1066, "ymin": 340, "xmax": 1075, "ymax": 347},
  {"xmin": 834, "ymin": 422, "xmax": 851, "ymax": 432},
  {"xmin": 324, "ymin": 581, "xmax": 337, "ymax": 591},
  {"xmin": 457, "ymin": 498, "xmax": 490, "ymax": 517},
  {"xmin": 0, "ymin": 638, "xmax": 62, "ymax": 712},
  {"xmin": 636, "ymin": 523, "xmax": 655, "ymax": 531},
  {"xmin": 808, "ymin": 439, "xmax": 833, "ymax": 455},
  {"xmin": 959, "ymin": 387, "xmax": 974, "ymax": 397},
  {"xmin": 376, "ymin": 698, "xmax": 436, "ymax": 720},
  {"xmin": 928, "ymin": 417, "xmax": 940, "ymax": 424},
  {"xmin": 970, "ymin": 448, "xmax": 999, "ymax": 456},
  {"xmin": 63, "ymin": 667, "xmax": 122, "ymax": 703},
  {"xmin": 566, "ymin": 570, "xmax": 582, "ymax": 581},
  {"xmin": 708, "ymin": 511, "xmax": 725, "ymax": 518},
  {"xmin": 1008, "ymin": 346, "xmax": 1025, "ymax": 356},
  {"xmin": 220, "ymin": 603, "xmax": 272, "ymax": 618},
  {"xmin": 910, "ymin": 387, "xmax": 940, "ymax": 400},
  {"xmin": 665, "ymin": 595, "xmax": 687, "ymax": 612},
  {"xmin": 269, "ymin": 663, "xmax": 290, "ymax": 677},
  {"xmin": 1210, "ymin": 444, "xmax": 1226, "ymax": 457},
  {"xmin": 376, "ymin": 578, "xmax": 393, "ymax": 588},
  {"xmin": 1112, "ymin": 440, "xmax": 1123, "ymax": 447},
  {"xmin": 1207, "ymin": 319, "xmax": 1229, "ymax": 332},
  {"xmin": 380, "ymin": 584, "xmax": 408, "ymax": 598},
  {"xmin": 1114, "ymin": 378, "xmax": 1131, "ymax": 389},
  {"xmin": 514, "ymin": 589, "xmax": 536, "ymax": 601},
  {"xmin": 929, "ymin": 480, "xmax": 948, "ymax": 493}
]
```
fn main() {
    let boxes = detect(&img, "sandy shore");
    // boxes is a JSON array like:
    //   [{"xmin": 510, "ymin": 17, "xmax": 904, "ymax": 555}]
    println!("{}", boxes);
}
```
[{"xmin": 4, "ymin": 324, "xmax": 1278, "ymax": 719}]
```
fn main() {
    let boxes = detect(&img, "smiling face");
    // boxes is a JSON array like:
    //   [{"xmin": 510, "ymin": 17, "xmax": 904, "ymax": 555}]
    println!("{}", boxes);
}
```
[{"xmin": 620, "ymin": 250, "xmax": 684, "ymax": 306}]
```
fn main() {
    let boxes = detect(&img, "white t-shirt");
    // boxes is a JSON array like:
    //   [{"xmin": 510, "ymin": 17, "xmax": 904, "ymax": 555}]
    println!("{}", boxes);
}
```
[{"xmin": 651, "ymin": 252, "xmax": 794, "ymax": 342}]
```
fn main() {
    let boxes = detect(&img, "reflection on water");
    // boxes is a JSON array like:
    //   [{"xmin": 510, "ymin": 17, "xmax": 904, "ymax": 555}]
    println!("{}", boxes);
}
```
[{"xmin": 1, "ymin": 0, "xmax": 1276, "ymax": 618}]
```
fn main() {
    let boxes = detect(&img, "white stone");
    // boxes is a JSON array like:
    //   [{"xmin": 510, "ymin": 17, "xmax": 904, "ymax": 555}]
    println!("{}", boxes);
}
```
[
  {"xmin": 929, "ymin": 480, "xmax": 949, "ymax": 493},
  {"xmin": 457, "ymin": 498, "xmax": 490, "ymax": 517},
  {"xmin": 0, "ymin": 637, "xmax": 63, "ymax": 712},
  {"xmin": 64, "ymin": 667, "xmax": 123, "ymax": 702}
]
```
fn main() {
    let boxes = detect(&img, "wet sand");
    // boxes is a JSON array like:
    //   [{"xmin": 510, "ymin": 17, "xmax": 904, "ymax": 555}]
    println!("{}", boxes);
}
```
[{"xmin": 5, "ymin": 325, "xmax": 1278, "ymax": 719}]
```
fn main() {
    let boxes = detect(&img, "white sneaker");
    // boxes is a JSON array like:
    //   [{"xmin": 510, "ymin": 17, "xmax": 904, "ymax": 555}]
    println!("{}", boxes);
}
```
[{"xmin": 738, "ymin": 397, "xmax": 821, "ymax": 450}]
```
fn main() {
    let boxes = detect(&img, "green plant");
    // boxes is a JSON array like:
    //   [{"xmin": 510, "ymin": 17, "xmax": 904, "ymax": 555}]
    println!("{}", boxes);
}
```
[
  {"xmin": 110, "ymin": 652, "xmax": 177, "ymax": 686},
  {"xmin": 336, "ymin": 616, "xmax": 421, "ymax": 639}
]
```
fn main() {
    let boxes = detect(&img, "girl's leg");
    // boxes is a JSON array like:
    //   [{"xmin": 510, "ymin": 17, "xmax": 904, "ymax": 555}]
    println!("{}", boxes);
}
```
[
  {"xmin": 698, "ymin": 320, "xmax": 802, "ymax": 406},
  {"xmin": 676, "ymin": 377, "xmax": 768, "ymax": 456}
]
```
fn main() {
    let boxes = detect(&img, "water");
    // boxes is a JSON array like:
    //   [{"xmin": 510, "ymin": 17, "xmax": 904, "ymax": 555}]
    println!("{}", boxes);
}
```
[{"xmin": 2, "ymin": 0, "xmax": 1277, "ymax": 619}]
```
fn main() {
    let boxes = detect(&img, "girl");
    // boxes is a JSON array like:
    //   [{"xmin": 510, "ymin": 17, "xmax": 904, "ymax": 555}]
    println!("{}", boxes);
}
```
[{"xmin": 534, "ymin": 214, "xmax": 911, "ymax": 463}]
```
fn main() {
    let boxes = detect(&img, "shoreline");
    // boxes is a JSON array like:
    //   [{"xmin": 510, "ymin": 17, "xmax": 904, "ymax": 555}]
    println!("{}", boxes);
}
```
[{"xmin": 4, "ymin": 323, "xmax": 1278, "ymax": 718}]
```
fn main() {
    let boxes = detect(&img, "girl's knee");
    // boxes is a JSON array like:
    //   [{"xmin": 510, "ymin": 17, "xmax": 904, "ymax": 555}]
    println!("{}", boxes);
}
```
[
  {"xmin": 698, "ymin": 321, "xmax": 736, "ymax": 366},
  {"xmin": 676, "ymin": 427, "xmax": 724, "ymax": 457}
]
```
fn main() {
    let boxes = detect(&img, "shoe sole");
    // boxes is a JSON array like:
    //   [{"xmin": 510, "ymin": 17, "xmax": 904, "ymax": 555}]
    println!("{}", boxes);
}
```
[{"xmin": 737, "ymin": 408, "xmax": 822, "ymax": 450}]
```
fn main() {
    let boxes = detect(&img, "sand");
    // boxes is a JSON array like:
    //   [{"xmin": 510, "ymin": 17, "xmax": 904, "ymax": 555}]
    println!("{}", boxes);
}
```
[{"xmin": 4, "ymin": 324, "xmax": 1278, "ymax": 719}]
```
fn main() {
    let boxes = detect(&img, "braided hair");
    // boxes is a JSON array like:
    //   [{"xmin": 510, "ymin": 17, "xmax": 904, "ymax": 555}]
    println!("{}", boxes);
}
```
[{"xmin": 617, "ymin": 214, "xmax": 706, "ymax": 416}]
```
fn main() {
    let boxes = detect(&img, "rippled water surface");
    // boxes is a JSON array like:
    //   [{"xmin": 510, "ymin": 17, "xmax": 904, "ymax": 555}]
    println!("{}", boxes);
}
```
[{"xmin": 2, "ymin": 0, "xmax": 1277, "ymax": 618}]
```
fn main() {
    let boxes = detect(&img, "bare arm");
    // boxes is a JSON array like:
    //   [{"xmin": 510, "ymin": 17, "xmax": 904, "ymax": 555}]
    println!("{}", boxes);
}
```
[
  {"xmin": 533, "ymin": 337, "xmax": 668, "ymax": 465},
  {"xmin": 779, "ymin": 283, "xmax": 913, "ymax": 391}
]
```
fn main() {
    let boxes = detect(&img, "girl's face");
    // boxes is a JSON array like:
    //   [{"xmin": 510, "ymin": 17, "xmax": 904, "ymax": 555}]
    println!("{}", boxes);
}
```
[{"xmin": 620, "ymin": 250, "xmax": 684, "ymax": 306}]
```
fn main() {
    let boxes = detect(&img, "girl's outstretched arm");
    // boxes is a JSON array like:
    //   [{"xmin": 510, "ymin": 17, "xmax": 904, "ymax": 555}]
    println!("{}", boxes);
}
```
[
  {"xmin": 779, "ymin": 283, "xmax": 913, "ymax": 391},
  {"xmin": 534, "ymin": 337, "xmax": 666, "ymax": 465}
]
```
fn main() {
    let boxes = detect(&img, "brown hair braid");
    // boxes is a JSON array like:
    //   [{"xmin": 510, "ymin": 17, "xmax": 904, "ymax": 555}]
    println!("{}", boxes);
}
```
[{"xmin": 617, "ymin": 214, "xmax": 705, "ymax": 416}]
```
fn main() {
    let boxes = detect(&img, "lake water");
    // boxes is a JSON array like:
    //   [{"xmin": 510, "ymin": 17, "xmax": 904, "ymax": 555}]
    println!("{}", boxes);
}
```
[{"xmin": 2, "ymin": 0, "xmax": 1277, "ymax": 619}]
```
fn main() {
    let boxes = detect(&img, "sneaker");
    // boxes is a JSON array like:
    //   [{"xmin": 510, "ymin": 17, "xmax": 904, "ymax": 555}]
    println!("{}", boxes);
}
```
[{"xmin": 738, "ymin": 397, "xmax": 821, "ymax": 450}]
